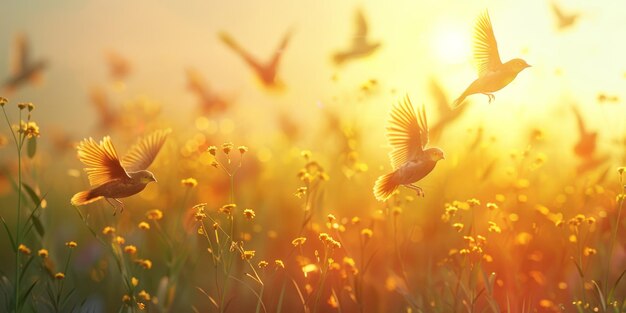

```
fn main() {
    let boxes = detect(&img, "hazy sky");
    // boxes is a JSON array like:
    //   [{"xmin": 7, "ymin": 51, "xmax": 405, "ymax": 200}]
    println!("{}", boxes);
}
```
[{"xmin": 1, "ymin": 0, "xmax": 625, "ymax": 154}]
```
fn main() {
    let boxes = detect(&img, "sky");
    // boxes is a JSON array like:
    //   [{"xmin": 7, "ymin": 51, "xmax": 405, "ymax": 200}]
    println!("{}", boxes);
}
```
[{"xmin": 0, "ymin": 0, "xmax": 625, "ymax": 158}]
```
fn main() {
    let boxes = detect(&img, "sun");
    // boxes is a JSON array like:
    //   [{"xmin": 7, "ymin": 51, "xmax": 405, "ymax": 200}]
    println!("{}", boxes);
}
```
[{"xmin": 431, "ymin": 24, "xmax": 471, "ymax": 65}]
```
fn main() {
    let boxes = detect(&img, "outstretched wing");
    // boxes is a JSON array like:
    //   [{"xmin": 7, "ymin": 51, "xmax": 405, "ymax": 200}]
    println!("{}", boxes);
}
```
[
  {"xmin": 121, "ymin": 129, "xmax": 171, "ymax": 172},
  {"xmin": 353, "ymin": 9, "xmax": 369, "ymax": 46},
  {"xmin": 268, "ymin": 28, "xmax": 293, "ymax": 69},
  {"xmin": 77, "ymin": 136, "xmax": 129, "ymax": 187},
  {"xmin": 473, "ymin": 10, "xmax": 502, "ymax": 77},
  {"xmin": 219, "ymin": 31, "xmax": 264, "ymax": 71},
  {"xmin": 386, "ymin": 95, "xmax": 429, "ymax": 170},
  {"xmin": 571, "ymin": 105, "xmax": 586, "ymax": 135},
  {"xmin": 429, "ymin": 78, "xmax": 451, "ymax": 116},
  {"xmin": 11, "ymin": 34, "xmax": 28, "ymax": 75}
]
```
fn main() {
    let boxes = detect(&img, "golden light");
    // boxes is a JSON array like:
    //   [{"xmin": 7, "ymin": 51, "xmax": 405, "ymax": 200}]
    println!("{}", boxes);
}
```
[{"xmin": 431, "ymin": 24, "xmax": 471, "ymax": 65}]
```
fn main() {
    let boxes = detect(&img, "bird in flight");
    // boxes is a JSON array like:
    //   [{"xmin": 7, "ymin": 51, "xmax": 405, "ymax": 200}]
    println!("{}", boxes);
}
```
[
  {"xmin": 374, "ymin": 95, "xmax": 445, "ymax": 201},
  {"xmin": 333, "ymin": 8, "xmax": 381, "ymax": 65},
  {"xmin": 571, "ymin": 105, "xmax": 597, "ymax": 159},
  {"xmin": 453, "ymin": 10, "xmax": 530, "ymax": 107},
  {"xmin": 90, "ymin": 86, "xmax": 120, "ymax": 130},
  {"xmin": 3, "ymin": 34, "xmax": 47, "ymax": 93},
  {"xmin": 186, "ymin": 68, "xmax": 230, "ymax": 115},
  {"xmin": 71, "ymin": 129, "xmax": 171, "ymax": 214},
  {"xmin": 219, "ymin": 28, "xmax": 292, "ymax": 89},
  {"xmin": 550, "ymin": 1, "xmax": 580, "ymax": 31},
  {"xmin": 105, "ymin": 51, "xmax": 132, "ymax": 81},
  {"xmin": 428, "ymin": 77, "xmax": 470, "ymax": 142}
]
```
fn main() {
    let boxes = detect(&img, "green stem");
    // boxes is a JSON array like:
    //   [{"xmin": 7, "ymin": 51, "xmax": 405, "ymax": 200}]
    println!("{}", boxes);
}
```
[{"xmin": 605, "ymin": 182, "xmax": 625, "ymax": 298}]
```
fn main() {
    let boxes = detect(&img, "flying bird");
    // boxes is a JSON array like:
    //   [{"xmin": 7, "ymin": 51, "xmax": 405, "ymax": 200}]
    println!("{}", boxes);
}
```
[
  {"xmin": 71, "ymin": 129, "xmax": 171, "ymax": 214},
  {"xmin": 90, "ymin": 86, "xmax": 119, "ymax": 130},
  {"xmin": 219, "ymin": 28, "xmax": 292, "ymax": 88},
  {"xmin": 428, "ymin": 77, "xmax": 470, "ymax": 142},
  {"xmin": 453, "ymin": 10, "xmax": 530, "ymax": 107},
  {"xmin": 186, "ymin": 68, "xmax": 230, "ymax": 115},
  {"xmin": 105, "ymin": 51, "xmax": 132, "ymax": 81},
  {"xmin": 374, "ymin": 95, "xmax": 445, "ymax": 201},
  {"xmin": 333, "ymin": 8, "xmax": 381, "ymax": 65},
  {"xmin": 3, "ymin": 34, "xmax": 47, "ymax": 93},
  {"xmin": 571, "ymin": 105, "xmax": 597, "ymax": 159},
  {"xmin": 550, "ymin": 2, "xmax": 580, "ymax": 30}
]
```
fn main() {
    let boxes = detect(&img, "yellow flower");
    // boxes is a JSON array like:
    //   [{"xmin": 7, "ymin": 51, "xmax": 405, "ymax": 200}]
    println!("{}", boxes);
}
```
[
  {"xmin": 138, "ymin": 290, "xmax": 151, "ymax": 301},
  {"xmin": 18, "ymin": 244, "xmax": 31, "ymax": 255},
  {"xmin": 258, "ymin": 260, "xmax": 269, "ymax": 268},
  {"xmin": 102, "ymin": 226, "xmax": 116, "ymax": 235},
  {"xmin": 17, "ymin": 102, "xmax": 28, "ymax": 110},
  {"xmin": 275, "ymin": 259, "xmax": 285, "ymax": 268},
  {"xmin": 220, "ymin": 204, "xmax": 236, "ymax": 215},
  {"xmin": 467, "ymin": 198, "xmax": 481, "ymax": 207},
  {"xmin": 54, "ymin": 272, "xmax": 65, "ymax": 280},
  {"xmin": 452, "ymin": 223, "xmax": 464, "ymax": 232},
  {"xmin": 222, "ymin": 142, "xmax": 234, "ymax": 154},
  {"xmin": 486, "ymin": 203, "xmax": 498, "ymax": 211},
  {"xmin": 292, "ymin": 237, "xmax": 307, "ymax": 247},
  {"xmin": 137, "ymin": 302, "xmax": 146, "ymax": 310},
  {"xmin": 181, "ymin": 177, "xmax": 198, "ymax": 188},
  {"xmin": 207, "ymin": 146, "xmax": 217, "ymax": 156},
  {"xmin": 138, "ymin": 221, "xmax": 150, "ymax": 230},
  {"xmin": 124, "ymin": 245, "xmax": 137, "ymax": 254},
  {"xmin": 295, "ymin": 187, "xmax": 307, "ymax": 198},
  {"xmin": 327, "ymin": 214, "xmax": 336, "ymax": 223},
  {"xmin": 583, "ymin": 247, "xmax": 597, "ymax": 256},
  {"xmin": 243, "ymin": 209, "xmax": 256, "ymax": 219},
  {"xmin": 238, "ymin": 146, "xmax": 248, "ymax": 154},
  {"xmin": 65, "ymin": 241, "xmax": 78, "ymax": 248},
  {"xmin": 122, "ymin": 294, "xmax": 131, "ymax": 304},
  {"xmin": 114, "ymin": 236, "xmax": 126, "ymax": 245},
  {"xmin": 19, "ymin": 121, "xmax": 40, "ymax": 138},
  {"xmin": 618, "ymin": 167, "xmax": 625, "ymax": 175},
  {"xmin": 0, "ymin": 97, "xmax": 7, "ymax": 106},
  {"xmin": 38, "ymin": 249, "xmax": 49, "ymax": 258},
  {"xmin": 360, "ymin": 228, "xmax": 373, "ymax": 239},
  {"xmin": 135, "ymin": 259, "xmax": 153, "ymax": 269},
  {"xmin": 146, "ymin": 209, "xmax": 163, "ymax": 220},
  {"xmin": 27, "ymin": 103, "xmax": 35, "ymax": 112},
  {"xmin": 131, "ymin": 277, "xmax": 139, "ymax": 287},
  {"xmin": 241, "ymin": 250, "xmax": 255, "ymax": 260}
]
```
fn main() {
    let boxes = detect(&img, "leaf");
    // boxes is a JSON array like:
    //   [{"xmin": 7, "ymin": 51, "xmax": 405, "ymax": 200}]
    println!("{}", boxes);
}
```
[
  {"xmin": 0, "ymin": 217, "xmax": 16, "ymax": 250},
  {"xmin": 27, "ymin": 137, "xmax": 36, "ymax": 158},
  {"xmin": 19, "ymin": 255, "xmax": 35, "ymax": 283},
  {"xmin": 591, "ymin": 280, "xmax": 606, "ymax": 311},
  {"xmin": 21, "ymin": 183, "xmax": 40, "ymax": 207},
  {"xmin": 18, "ymin": 279, "xmax": 38, "ymax": 310},
  {"xmin": 608, "ymin": 269, "xmax": 626, "ymax": 303}
]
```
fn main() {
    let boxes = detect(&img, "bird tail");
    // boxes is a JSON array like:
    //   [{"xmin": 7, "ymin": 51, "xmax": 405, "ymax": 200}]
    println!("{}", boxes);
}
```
[
  {"xmin": 70, "ymin": 190, "xmax": 102, "ymax": 206},
  {"xmin": 452, "ymin": 93, "xmax": 467, "ymax": 108},
  {"xmin": 333, "ymin": 53, "xmax": 347, "ymax": 65},
  {"xmin": 373, "ymin": 171, "xmax": 398, "ymax": 201}
]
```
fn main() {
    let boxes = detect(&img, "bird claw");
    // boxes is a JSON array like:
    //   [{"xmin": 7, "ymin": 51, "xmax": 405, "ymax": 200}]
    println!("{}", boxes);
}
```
[
  {"xmin": 404, "ymin": 184, "xmax": 425, "ymax": 197},
  {"xmin": 485, "ymin": 94, "xmax": 495, "ymax": 104},
  {"xmin": 106, "ymin": 198, "xmax": 125, "ymax": 216}
]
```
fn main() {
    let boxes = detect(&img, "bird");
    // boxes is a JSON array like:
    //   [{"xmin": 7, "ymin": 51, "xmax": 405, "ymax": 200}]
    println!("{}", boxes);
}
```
[
  {"xmin": 3, "ymin": 34, "xmax": 47, "ymax": 93},
  {"xmin": 218, "ymin": 28, "xmax": 292, "ymax": 88},
  {"xmin": 453, "ymin": 10, "xmax": 530, "ymax": 107},
  {"xmin": 428, "ymin": 77, "xmax": 470, "ymax": 142},
  {"xmin": 374, "ymin": 95, "xmax": 445, "ymax": 201},
  {"xmin": 186, "ymin": 68, "xmax": 230, "ymax": 115},
  {"xmin": 71, "ymin": 129, "xmax": 171, "ymax": 214},
  {"xmin": 90, "ymin": 86, "xmax": 119, "ymax": 130},
  {"xmin": 105, "ymin": 51, "xmax": 132, "ymax": 81},
  {"xmin": 333, "ymin": 8, "xmax": 381, "ymax": 65},
  {"xmin": 571, "ymin": 105, "xmax": 597, "ymax": 159},
  {"xmin": 550, "ymin": 1, "xmax": 580, "ymax": 31}
]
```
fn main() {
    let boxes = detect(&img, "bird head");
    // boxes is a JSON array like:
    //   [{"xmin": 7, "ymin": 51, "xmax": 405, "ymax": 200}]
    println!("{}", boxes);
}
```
[
  {"xmin": 508, "ymin": 58, "xmax": 531, "ymax": 73},
  {"xmin": 131, "ymin": 170, "xmax": 157, "ymax": 184},
  {"xmin": 426, "ymin": 147, "xmax": 445, "ymax": 162}
]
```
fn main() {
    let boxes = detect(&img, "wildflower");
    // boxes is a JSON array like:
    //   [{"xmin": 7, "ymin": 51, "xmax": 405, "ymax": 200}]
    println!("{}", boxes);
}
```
[
  {"xmin": 238, "ymin": 145, "xmax": 248, "ymax": 154},
  {"xmin": 467, "ymin": 198, "xmax": 481, "ymax": 207},
  {"xmin": 301, "ymin": 150, "xmax": 311, "ymax": 160},
  {"xmin": 19, "ymin": 121, "xmax": 40, "ymax": 138},
  {"xmin": 18, "ymin": 244, "xmax": 31, "ymax": 255},
  {"xmin": 146, "ymin": 209, "xmax": 163, "ymax": 220},
  {"xmin": 258, "ymin": 260, "xmax": 269, "ymax": 268},
  {"xmin": 124, "ymin": 245, "xmax": 137, "ymax": 254},
  {"xmin": 17, "ymin": 102, "xmax": 28, "ymax": 110},
  {"xmin": 222, "ymin": 142, "xmax": 233, "ymax": 154},
  {"xmin": 54, "ymin": 272, "xmax": 65, "ymax": 280},
  {"xmin": 452, "ymin": 223, "xmax": 464, "ymax": 232},
  {"xmin": 351, "ymin": 216, "xmax": 360, "ymax": 225},
  {"xmin": 38, "ymin": 249, "xmax": 48, "ymax": 258},
  {"xmin": 292, "ymin": 237, "xmax": 307, "ymax": 247},
  {"xmin": 181, "ymin": 177, "xmax": 198, "ymax": 188},
  {"xmin": 486, "ymin": 202, "xmax": 498, "ymax": 211},
  {"xmin": 27, "ymin": 102, "xmax": 34, "ymax": 112},
  {"xmin": 138, "ymin": 290, "xmax": 150, "ymax": 301},
  {"xmin": 618, "ymin": 167, "xmax": 625, "ymax": 175},
  {"xmin": 0, "ymin": 97, "xmax": 7, "ymax": 106},
  {"xmin": 220, "ymin": 203, "xmax": 236, "ymax": 215},
  {"xmin": 65, "ymin": 241, "xmax": 78, "ymax": 248},
  {"xmin": 361, "ymin": 228, "xmax": 373, "ymax": 239},
  {"xmin": 243, "ymin": 209, "xmax": 256, "ymax": 219},
  {"xmin": 583, "ymin": 247, "xmax": 597, "ymax": 256},
  {"xmin": 207, "ymin": 146, "xmax": 217, "ymax": 155},
  {"xmin": 327, "ymin": 214, "xmax": 336, "ymax": 223},
  {"xmin": 138, "ymin": 222, "xmax": 150, "ymax": 230},
  {"xmin": 138, "ymin": 259, "xmax": 152, "ymax": 269},
  {"xmin": 586, "ymin": 217, "xmax": 596, "ymax": 225},
  {"xmin": 488, "ymin": 221, "xmax": 502, "ymax": 233},
  {"xmin": 131, "ymin": 277, "xmax": 139, "ymax": 287},
  {"xmin": 114, "ymin": 236, "xmax": 126, "ymax": 245},
  {"xmin": 295, "ymin": 187, "xmax": 307, "ymax": 198},
  {"xmin": 241, "ymin": 250, "xmax": 255, "ymax": 260},
  {"xmin": 137, "ymin": 303, "xmax": 145, "ymax": 310},
  {"xmin": 122, "ymin": 294, "xmax": 131, "ymax": 304},
  {"xmin": 197, "ymin": 226, "xmax": 204, "ymax": 235},
  {"xmin": 275, "ymin": 259, "xmax": 285, "ymax": 268},
  {"xmin": 102, "ymin": 226, "xmax": 116, "ymax": 235},
  {"xmin": 392, "ymin": 206, "xmax": 402, "ymax": 216}
]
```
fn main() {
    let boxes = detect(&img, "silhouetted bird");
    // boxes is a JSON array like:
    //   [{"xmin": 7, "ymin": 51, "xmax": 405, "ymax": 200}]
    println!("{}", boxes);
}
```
[
  {"xmin": 71, "ymin": 129, "xmax": 171, "ymax": 214},
  {"xmin": 551, "ymin": 2, "xmax": 580, "ymax": 30},
  {"xmin": 333, "ymin": 8, "xmax": 381, "ymax": 65},
  {"xmin": 186, "ymin": 68, "xmax": 229, "ymax": 115},
  {"xmin": 428, "ymin": 77, "xmax": 470, "ymax": 142},
  {"xmin": 90, "ymin": 86, "xmax": 119, "ymax": 130},
  {"xmin": 374, "ymin": 95, "xmax": 445, "ymax": 201},
  {"xmin": 105, "ymin": 51, "xmax": 132, "ymax": 81},
  {"xmin": 3, "ymin": 34, "xmax": 47, "ymax": 93},
  {"xmin": 571, "ymin": 105, "xmax": 597, "ymax": 159},
  {"xmin": 453, "ymin": 10, "xmax": 530, "ymax": 107},
  {"xmin": 219, "ymin": 29, "xmax": 292, "ymax": 88}
]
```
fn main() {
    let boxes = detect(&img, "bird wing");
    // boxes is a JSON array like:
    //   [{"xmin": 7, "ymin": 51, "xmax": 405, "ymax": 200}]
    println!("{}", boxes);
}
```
[
  {"xmin": 387, "ymin": 95, "xmax": 429, "ymax": 170},
  {"xmin": 571, "ymin": 105, "xmax": 587, "ymax": 135},
  {"xmin": 11, "ymin": 34, "xmax": 28, "ymax": 75},
  {"xmin": 473, "ymin": 10, "xmax": 502, "ymax": 78},
  {"xmin": 268, "ymin": 28, "xmax": 292, "ymax": 70},
  {"xmin": 121, "ymin": 129, "xmax": 171, "ymax": 172},
  {"xmin": 352, "ymin": 9, "xmax": 369, "ymax": 46},
  {"xmin": 550, "ymin": 2, "xmax": 566, "ymax": 21},
  {"xmin": 429, "ymin": 78, "xmax": 450, "ymax": 116},
  {"xmin": 77, "ymin": 136, "xmax": 129, "ymax": 187},
  {"xmin": 219, "ymin": 31, "xmax": 264, "ymax": 71}
]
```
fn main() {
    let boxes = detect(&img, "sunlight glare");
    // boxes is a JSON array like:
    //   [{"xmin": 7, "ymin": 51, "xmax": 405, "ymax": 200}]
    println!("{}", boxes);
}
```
[{"xmin": 431, "ymin": 25, "xmax": 470, "ymax": 65}]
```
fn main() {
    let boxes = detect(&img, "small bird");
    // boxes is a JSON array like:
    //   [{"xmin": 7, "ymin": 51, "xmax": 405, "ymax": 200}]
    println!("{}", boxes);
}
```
[
  {"xmin": 550, "ymin": 1, "xmax": 580, "ymax": 31},
  {"xmin": 71, "ymin": 129, "xmax": 171, "ymax": 214},
  {"xmin": 571, "ymin": 105, "xmax": 597, "ymax": 159},
  {"xmin": 374, "ymin": 95, "xmax": 445, "ymax": 201},
  {"xmin": 333, "ymin": 8, "xmax": 381, "ymax": 65},
  {"xmin": 186, "ymin": 68, "xmax": 230, "ymax": 115},
  {"xmin": 90, "ymin": 86, "xmax": 119, "ymax": 130},
  {"xmin": 3, "ymin": 34, "xmax": 47, "ymax": 93},
  {"xmin": 428, "ymin": 77, "xmax": 470, "ymax": 142},
  {"xmin": 453, "ymin": 10, "xmax": 530, "ymax": 107},
  {"xmin": 219, "ymin": 28, "xmax": 292, "ymax": 88},
  {"xmin": 105, "ymin": 51, "xmax": 132, "ymax": 81}
]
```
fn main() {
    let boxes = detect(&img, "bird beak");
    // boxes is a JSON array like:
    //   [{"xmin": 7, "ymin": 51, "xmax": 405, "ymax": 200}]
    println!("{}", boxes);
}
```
[
  {"xmin": 526, "ymin": 64, "xmax": 532, "ymax": 68},
  {"xmin": 152, "ymin": 177, "xmax": 157, "ymax": 183}
]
